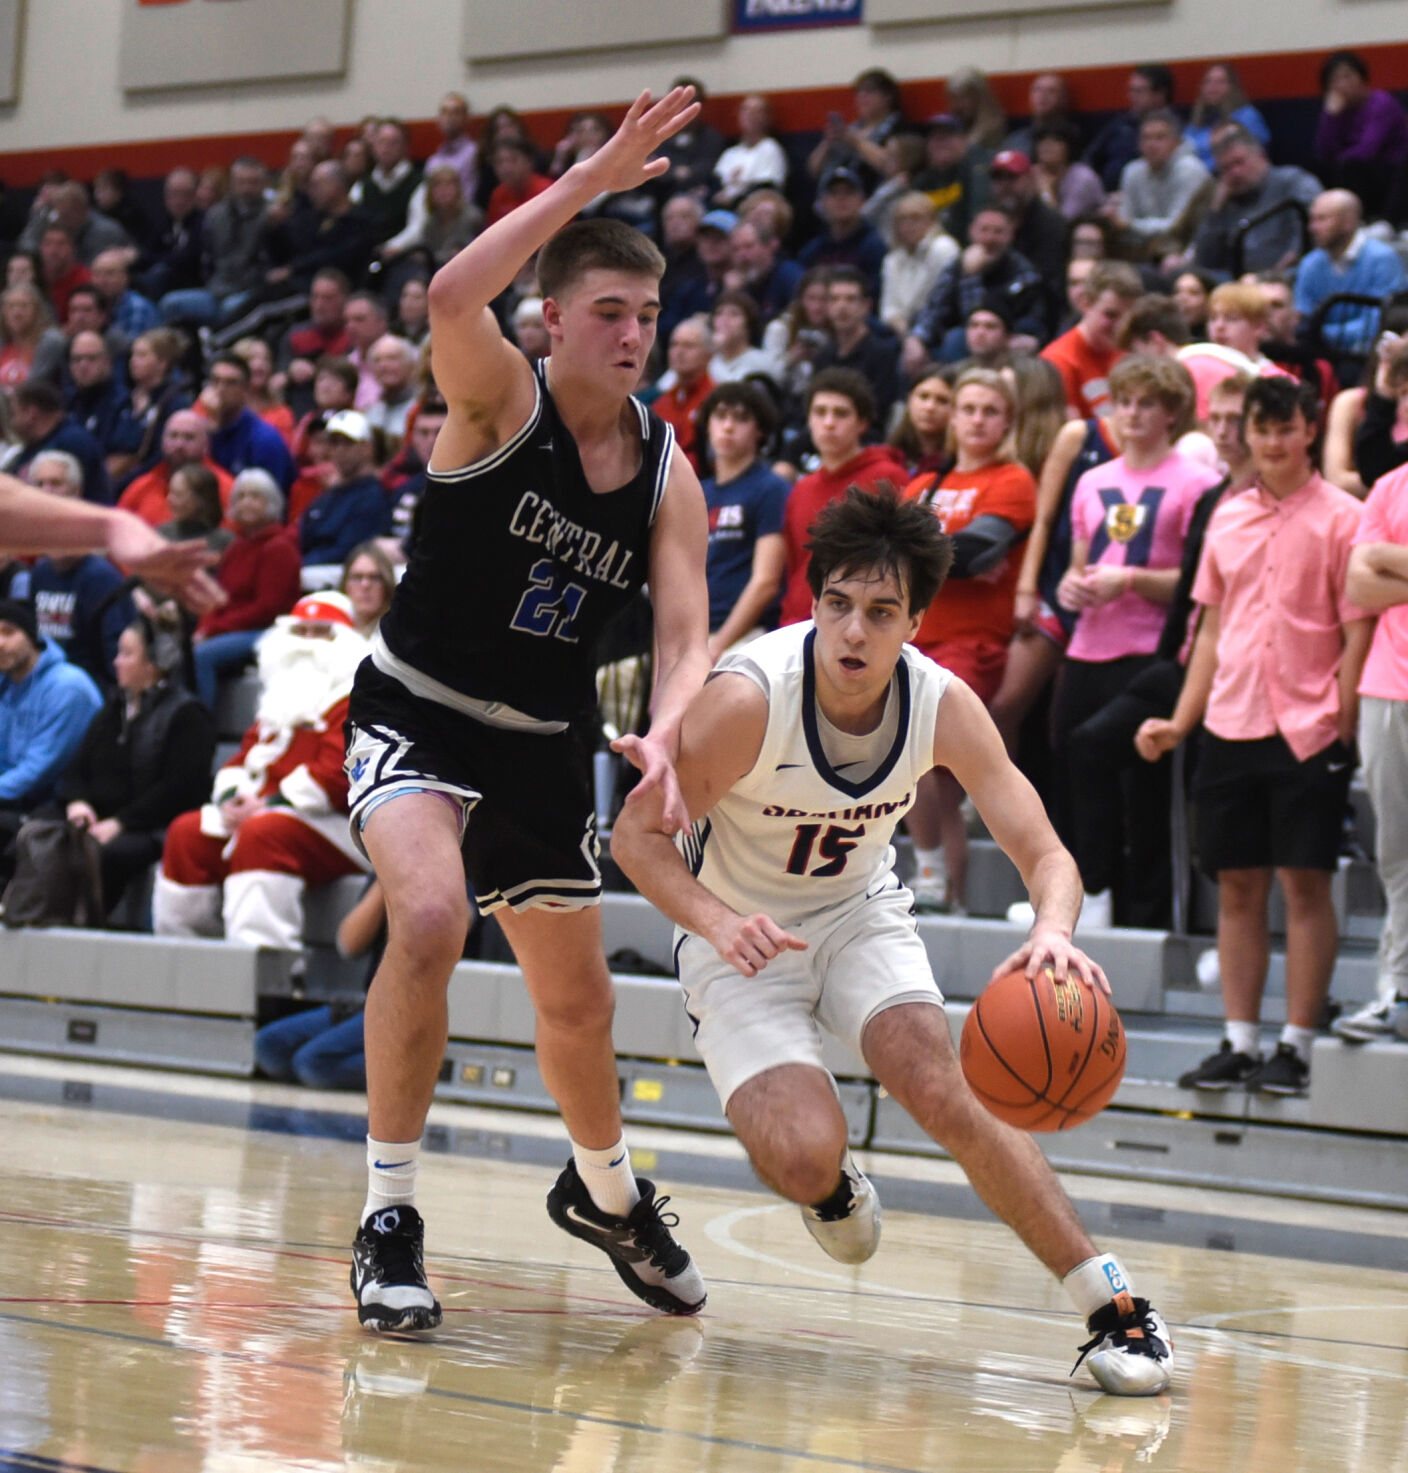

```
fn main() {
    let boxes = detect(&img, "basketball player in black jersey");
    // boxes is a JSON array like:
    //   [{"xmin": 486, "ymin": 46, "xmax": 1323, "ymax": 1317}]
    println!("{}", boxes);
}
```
[{"xmin": 344, "ymin": 88, "xmax": 712, "ymax": 1331}]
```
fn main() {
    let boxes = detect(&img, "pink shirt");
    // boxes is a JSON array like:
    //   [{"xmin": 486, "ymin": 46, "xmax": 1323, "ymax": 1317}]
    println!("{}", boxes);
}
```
[
  {"xmin": 1193, "ymin": 473, "xmax": 1368, "ymax": 760},
  {"xmin": 1357, "ymin": 463, "xmax": 1408, "ymax": 701},
  {"xmin": 1068, "ymin": 451, "xmax": 1220, "ymax": 662}
]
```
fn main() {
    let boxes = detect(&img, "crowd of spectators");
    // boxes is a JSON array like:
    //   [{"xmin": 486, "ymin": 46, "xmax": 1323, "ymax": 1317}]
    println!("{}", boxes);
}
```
[{"xmin": 2, "ymin": 55, "xmax": 1408, "ymax": 1090}]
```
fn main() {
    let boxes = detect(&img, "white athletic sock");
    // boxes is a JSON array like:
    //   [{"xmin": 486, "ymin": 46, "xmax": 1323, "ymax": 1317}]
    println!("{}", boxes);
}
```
[
  {"xmin": 573, "ymin": 1137, "xmax": 641, "ymax": 1218},
  {"xmin": 1063, "ymin": 1253, "xmax": 1137, "ymax": 1319},
  {"xmin": 914, "ymin": 846, "xmax": 945, "ymax": 879},
  {"xmin": 1225, "ymin": 1020, "xmax": 1261, "ymax": 1058},
  {"xmin": 363, "ymin": 1136, "xmax": 421, "ymax": 1224},
  {"xmin": 1279, "ymin": 1024, "xmax": 1316, "ymax": 1064}
]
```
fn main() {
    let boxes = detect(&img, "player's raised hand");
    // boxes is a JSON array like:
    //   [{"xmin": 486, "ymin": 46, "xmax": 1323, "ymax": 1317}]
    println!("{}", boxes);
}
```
[
  {"xmin": 581, "ymin": 87, "xmax": 702, "ymax": 196},
  {"xmin": 711, "ymin": 911, "xmax": 808, "ymax": 978}
]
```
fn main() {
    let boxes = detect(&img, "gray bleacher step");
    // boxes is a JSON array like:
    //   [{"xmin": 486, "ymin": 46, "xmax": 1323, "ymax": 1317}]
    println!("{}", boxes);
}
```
[
  {"xmin": 597, "ymin": 891, "xmax": 1170, "ymax": 1012},
  {"xmin": 870, "ymin": 1092, "xmax": 1408, "ymax": 1210},
  {"xmin": 213, "ymin": 670, "xmax": 261, "ymax": 741},
  {"xmin": 0, "ymin": 996, "xmax": 254, "ymax": 1075},
  {"xmin": 0, "ymin": 928, "xmax": 297, "ymax": 1015}
]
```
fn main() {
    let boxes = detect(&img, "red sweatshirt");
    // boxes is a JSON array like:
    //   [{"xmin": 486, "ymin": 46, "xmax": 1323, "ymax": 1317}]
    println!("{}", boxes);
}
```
[
  {"xmin": 779, "ymin": 444, "xmax": 908, "ymax": 624},
  {"xmin": 196, "ymin": 523, "xmax": 302, "ymax": 638}
]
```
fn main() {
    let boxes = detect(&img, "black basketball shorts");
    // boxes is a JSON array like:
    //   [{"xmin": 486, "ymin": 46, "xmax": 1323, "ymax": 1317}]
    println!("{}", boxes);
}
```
[
  {"xmin": 345, "ymin": 661, "xmax": 601, "ymax": 914},
  {"xmin": 1192, "ymin": 731, "xmax": 1355, "ymax": 876}
]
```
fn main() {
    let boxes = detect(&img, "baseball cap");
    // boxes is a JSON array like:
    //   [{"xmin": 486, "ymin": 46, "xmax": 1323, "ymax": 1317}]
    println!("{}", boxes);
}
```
[
  {"xmin": 820, "ymin": 165, "xmax": 865, "ymax": 192},
  {"xmin": 513, "ymin": 295, "xmax": 545, "ymax": 324},
  {"xmin": 990, "ymin": 150, "xmax": 1032, "ymax": 177},
  {"xmin": 926, "ymin": 113, "xmax": 963, "ymax": 134},
  {"xmin": 325, "ymin": 409, "xmax": 372, "ymax": 444},
  {"xmin": 289, "ymin": 591, "xmax": 356, "ymax": 630},
  {"xmin": 699, "ymin": 209, "xmax": 739, "ymax": 234}
]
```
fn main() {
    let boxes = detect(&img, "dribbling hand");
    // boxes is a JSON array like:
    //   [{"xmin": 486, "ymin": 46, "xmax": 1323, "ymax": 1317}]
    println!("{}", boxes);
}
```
[
  {"xmin": 581, "ymin": 88, "xmax": 702, "ymax": 197},
  {"xmin": 711, "ymin": 911, "xmax": 808, "ymax": 978},
  {"xmin": 993, "ymin": 924, "xmax": 1109, "ymax": 995}
]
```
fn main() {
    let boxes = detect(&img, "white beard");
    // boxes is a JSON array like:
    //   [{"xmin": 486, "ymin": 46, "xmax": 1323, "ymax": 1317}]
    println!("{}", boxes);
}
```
[{"xmin": 254, "ymin": 623, "xmax": 367, "ymax": 735}]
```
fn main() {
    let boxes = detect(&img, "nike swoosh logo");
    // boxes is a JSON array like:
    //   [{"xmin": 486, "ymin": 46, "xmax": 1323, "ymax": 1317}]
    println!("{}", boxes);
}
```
[
  {"xmin": 775, "ymin": 762, "xmax": 804, "ymax": 770},
  {"xmin": 373, "ymin": 1159, "xmax": 414, "ymax": 1170},
  {"xmin": 1326, "ymin": 762, "xmax": 1349, "ymax": 773},
  {"xmin": 608, "ymin": 1151, "xmax": 627, "ymax": 1167}
]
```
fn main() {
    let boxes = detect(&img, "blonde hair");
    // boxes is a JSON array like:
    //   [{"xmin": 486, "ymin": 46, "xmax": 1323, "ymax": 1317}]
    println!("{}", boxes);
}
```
[
  {"xmin": 1209, "ymin": 281, "xmax": 1270, "ymax": 327},
  {"xmin": 946, "ymin": 366, "xmax": 1019, "ymax": 462}
]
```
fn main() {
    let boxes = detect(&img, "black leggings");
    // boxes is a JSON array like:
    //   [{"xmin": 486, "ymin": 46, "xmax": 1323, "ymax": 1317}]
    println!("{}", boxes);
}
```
[{"xmin": 1051, "ymin": 656, "xmax": 1182, "ymax": 928}]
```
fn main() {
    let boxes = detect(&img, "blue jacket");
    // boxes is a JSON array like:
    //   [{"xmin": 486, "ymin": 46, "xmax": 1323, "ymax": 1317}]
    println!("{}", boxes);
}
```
[
  {"xmin": 0, "ymin": 640, "xmax": 103, "ymax": 806},
  {"xmin": 299, "ymin": 475, "xmax": 391, "ymax": 566},
  {"xmin": 210, "ymin": 408, "xmax": 297, "ymax": 493}
]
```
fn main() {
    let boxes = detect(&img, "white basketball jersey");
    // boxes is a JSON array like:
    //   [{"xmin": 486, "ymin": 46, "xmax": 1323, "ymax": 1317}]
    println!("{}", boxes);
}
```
[{"xmin": 681, "ymin": 622, "xmax": 951, "ymax": 927}]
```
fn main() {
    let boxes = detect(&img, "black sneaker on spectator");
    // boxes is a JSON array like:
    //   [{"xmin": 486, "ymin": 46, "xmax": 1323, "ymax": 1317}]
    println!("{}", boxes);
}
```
[
  {"xmin": 1176, "ymin": 1040, "xmax": 1260, "ymax": 1091},
  {"xmin": 1332, "ymin": 993, "xmax": 1408, "ymax": 1043},
  {"xmin": 1247, "ymin": 1042, "xmax": 1309, "ymax": 1096}
]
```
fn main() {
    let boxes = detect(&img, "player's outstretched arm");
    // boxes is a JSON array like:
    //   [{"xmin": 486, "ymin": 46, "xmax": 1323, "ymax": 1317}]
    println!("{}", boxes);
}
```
[
  {"xmin": 611, "ymin": 671, "xmax": 806, "ymax": 977},
  {"xmin": 614, "ymin": 453, "xmax": 712, "ymax": 834},
  {"xmin": 933, "ymin": 679, "xmax": 1108, "ymax": 993},
  {"xmin": 0, "ymin": 475, "xmax": 223, "ymax": 614},
  {"xmin": 428, "ymin": 87, "xmax": 700, "ymax": 428}
]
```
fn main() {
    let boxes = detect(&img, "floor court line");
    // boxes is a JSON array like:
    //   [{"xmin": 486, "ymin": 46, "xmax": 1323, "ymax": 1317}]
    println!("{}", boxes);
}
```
[{"xmin": 1, "ymin": 1309, "xmax": 935, "ymax": 1473}]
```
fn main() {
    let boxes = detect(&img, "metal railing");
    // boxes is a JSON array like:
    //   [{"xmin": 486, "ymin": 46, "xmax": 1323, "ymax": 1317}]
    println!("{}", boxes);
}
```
[{"xmin": 1229, "ymin": 196, "xmax": 1309, "ymax": 278}]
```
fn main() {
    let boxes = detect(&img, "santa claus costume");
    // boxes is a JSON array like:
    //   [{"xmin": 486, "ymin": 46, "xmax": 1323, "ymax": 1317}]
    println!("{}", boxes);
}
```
[{"xmin": 153, "ymin": 592, "xmax": 371, "ymax": 949}]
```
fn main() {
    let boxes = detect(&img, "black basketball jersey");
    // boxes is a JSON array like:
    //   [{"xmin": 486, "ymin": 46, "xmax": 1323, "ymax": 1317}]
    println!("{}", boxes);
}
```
[{"xmin": 377, "ymin": 360, "xmax": 673, "ymax": 724}]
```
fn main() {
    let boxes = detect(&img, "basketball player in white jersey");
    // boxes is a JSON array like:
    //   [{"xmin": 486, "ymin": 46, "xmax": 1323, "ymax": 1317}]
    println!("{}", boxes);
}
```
[
  {"xmin": 613, "ymin": 488, "xmax": 1174, "ymax": 1395},
  {"xmin": 343, "ymin": 89, "xmax": 712, "ymax": 1330}
]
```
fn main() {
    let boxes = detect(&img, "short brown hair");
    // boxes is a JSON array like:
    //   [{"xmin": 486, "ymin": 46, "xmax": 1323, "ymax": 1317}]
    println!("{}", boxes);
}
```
[
  {"xmin": 1108, "ymin": 354, "xmax": 1196, "ymax": 436},
  {"xmin": 805, "ymin": 485, "xmax": 953, "ymax": 615},
  {"xmin": 806, "ymin": 367, "xmax": 875, "ymax": 426},
  {"xmin": 1121, "ymin": 293, "xmax": 1190, "ymax": 349},
  {"xmin": 1086, "ymin": 261, "xmax": 1143, "ymax": 304},
  {"xmin": 537, "ymin": 218, "xmax": 666, "ymax": 302}
]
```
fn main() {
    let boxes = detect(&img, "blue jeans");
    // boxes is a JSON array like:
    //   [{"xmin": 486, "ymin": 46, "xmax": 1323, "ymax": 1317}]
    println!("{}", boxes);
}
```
[
  {"xmin": 159, "ymin": 288, "xmax": 255, "ymax": 328},
  {"xmin": 254, "ymin": 1006, "xmax": 366, "ymax": 1090},
  {"xmin": 193, "ymin": 629, "xmax": 263, "ymax": 708}
]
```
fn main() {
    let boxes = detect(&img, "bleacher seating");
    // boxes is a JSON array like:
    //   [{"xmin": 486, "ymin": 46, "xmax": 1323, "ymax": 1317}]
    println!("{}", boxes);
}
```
[{"xmin": 3, "ymin": 865, "xmax": 1404, "ymax": 1206}]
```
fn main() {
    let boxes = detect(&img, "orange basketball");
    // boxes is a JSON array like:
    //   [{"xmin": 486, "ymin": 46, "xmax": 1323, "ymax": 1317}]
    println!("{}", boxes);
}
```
[{"xmin": 959, "ymin": 968, "xmax": 1126, "ymax": 1132}]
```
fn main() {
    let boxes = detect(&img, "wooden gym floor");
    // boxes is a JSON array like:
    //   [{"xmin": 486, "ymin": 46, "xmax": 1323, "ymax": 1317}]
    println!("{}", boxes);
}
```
[{"xmin": 0, "ymin": 1053, "xmax": 1403, "ymax": 1473}]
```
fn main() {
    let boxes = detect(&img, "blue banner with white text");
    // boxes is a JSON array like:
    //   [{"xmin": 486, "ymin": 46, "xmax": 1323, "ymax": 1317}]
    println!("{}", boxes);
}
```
[{"xmin": 732, "ymin": 0, "xmax": 863, "ymax": 33}]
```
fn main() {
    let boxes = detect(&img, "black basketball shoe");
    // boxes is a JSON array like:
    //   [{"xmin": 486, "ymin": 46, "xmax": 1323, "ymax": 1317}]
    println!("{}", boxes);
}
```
[
  {"xmin": 546, "ymin": 1159, "xmax": 706, "ymax": 1316},
  {"xmin": 351, "ymin": 1205, "xmax": 443, "ymax": 1333}
]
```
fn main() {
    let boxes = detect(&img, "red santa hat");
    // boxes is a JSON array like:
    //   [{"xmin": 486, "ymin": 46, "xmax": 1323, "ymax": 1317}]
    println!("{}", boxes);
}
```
[{"xmin": 288, "ymin": 591, "xmax": 357, "ymax": 630}]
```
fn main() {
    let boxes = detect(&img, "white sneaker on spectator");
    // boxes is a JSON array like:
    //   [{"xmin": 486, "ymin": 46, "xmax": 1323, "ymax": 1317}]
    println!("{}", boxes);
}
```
[
  {"xmin": 1078, "ymin": 890, "xmax": 1113, "ymax": 931},
  {"xmin": 911, "ymin": 863, "xmax": 949, "ymax": 914},
  {"xmin": 1332, "ymin": 993, "xmax": 1408, "ymax": 1043},
  {"xmin": 1005, "ymin": 899, "xmax": 1036, "ymax": 927}
]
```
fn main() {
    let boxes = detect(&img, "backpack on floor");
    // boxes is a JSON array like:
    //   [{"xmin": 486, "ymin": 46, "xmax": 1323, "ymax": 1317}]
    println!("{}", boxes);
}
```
[{"xmin": 1, "ymin": 819, "xmax": 105, "ymax": 928}]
